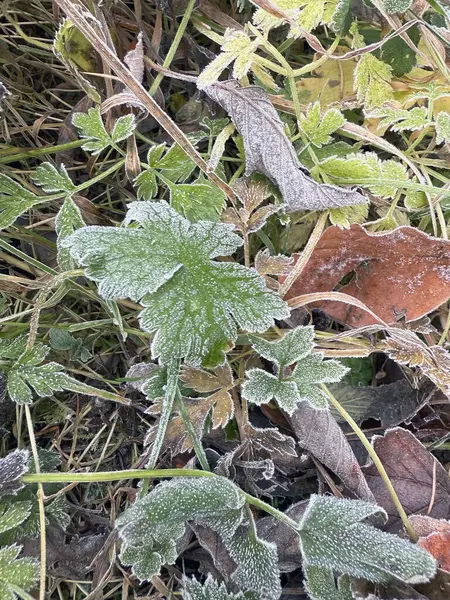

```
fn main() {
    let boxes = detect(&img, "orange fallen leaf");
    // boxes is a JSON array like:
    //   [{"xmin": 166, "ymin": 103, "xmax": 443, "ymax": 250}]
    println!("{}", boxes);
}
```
[
  {"xmin": 411, "ymin": 516, "xmax": 450, "ymax": 572},
  {"xmin": 283, "ymin": 224, "xmax": 450, "ymax": 326}
]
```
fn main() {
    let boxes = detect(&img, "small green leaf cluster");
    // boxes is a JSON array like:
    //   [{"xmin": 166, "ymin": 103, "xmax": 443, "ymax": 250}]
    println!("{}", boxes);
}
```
[{"xmin": 242, "ymin": 326, "xmax": 349, "ymax": 413}]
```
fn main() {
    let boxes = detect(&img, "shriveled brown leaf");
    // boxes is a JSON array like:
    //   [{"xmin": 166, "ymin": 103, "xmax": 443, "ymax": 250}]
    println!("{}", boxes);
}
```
[
  {"xmin": 284, "ymin": 224, "xmax": 450, "ymax": 326},
  {"xmin": 289, "ymin": 401, "xmax": 374, "ymax": 501},
  {"xmin": 329, "ymin": 380, "xmax": 435, "ymax": 428},
  {"xmin": 363, "ymin": 428, "xmax": 450, "ymax": 531},
  {"xmin": 383, "ymin": 330, "xmax": 450, "ymax": 399},
  {"xmin": 255, "ymin": 249, "xmax": 293, "ymax": 276},
  {"xmin": 180, "ymin": 363, "xmax": 234, "ymax": 393},
  {"xmin": 203, "ymin": 81, "xmax": 367, "ymax": 212},
  {"xmin": 410, "ymin": 516, "xmax": 450, "ymax": 572}
]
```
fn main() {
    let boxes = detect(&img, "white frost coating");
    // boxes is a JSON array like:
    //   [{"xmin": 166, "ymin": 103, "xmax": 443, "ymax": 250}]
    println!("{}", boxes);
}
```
[
  {"xmin": 299, "ymin": 494, "xmax": 436, "ymax": 585},
  {"xmin": 203, "ymin": 81, "xmax": 368, "ymax": 212},
  {"xmin": 0, "ymin": 544, "xmax": 39, "ymax": 599},
  {"xmin": 243, "ymin": 327, "xmax": 348, "ymax": 413},
  {"xmin": 0, "ymin": 450, "xmax": 29, "ymax": 497},
  {"xmin": 116, "ymin": 477, "xmax": 245, "ymax": 582},
  {"xmin": 182, "ymin": 574, "xmax": 245, "ymax": 600}
]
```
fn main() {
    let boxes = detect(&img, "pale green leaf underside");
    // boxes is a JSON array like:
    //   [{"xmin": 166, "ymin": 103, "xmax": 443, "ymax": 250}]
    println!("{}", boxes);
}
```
[{"xmin": 64, "ymin": 201, "xmax": 288, "ymax": 365}]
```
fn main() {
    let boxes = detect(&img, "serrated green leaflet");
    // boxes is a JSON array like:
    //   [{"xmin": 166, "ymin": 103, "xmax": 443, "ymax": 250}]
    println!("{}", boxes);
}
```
[
  {"xmin": 243, "ymin": 327, "xmax": 348, "ymax": 413},
  {"xmin": 354, "ymin": 54, "xmax": 394, "ymax": 109},
  {"xmin": 182, "ymin": 575, "xmax": 245, "ymax": 600},
  {"xmin": 63, "ymin": 201, "xmax": 288, "ymax": 366},
  {"xmin": 0, "ymin": 545, "xmax": 39, "ymax": 600},
  {"xmin": 31, "ymin": 162, "xmax": 76, "ymax": 195},
  {"xmin": 0, "ymin": 500, "xmax": 31, "ymax": 535},
  {"xmin": 55, "ymin": 196, "xmax": 85, "ymax": 270},
  {"xmin": 72, "ymin": 107, "xmax": 135, "ymax": 155},
  {"xmin": 167, "ymin": 180, "xmax": 225, "ymax": 222},
  {"xmin": 0, "ymin": 175, "xmax": 47, "ymax": 230},
  {"xmin": 299, "ymin": 495, "xmax": 436, "ymax": 584},
  {"xmin": 304, "ymin": 566, "xmax": 353, "ymax": 600},
  {"xmin": 381, "ymin": 0, "xmax": 413, "ymax": 12},
  {"xmin": 300, "ymin": 103, "xmax": 345, "ymax": 148},
  {"xmin": 435, "ymin": 111, "xmax": 450, "ymax": 144},
  {"xmin": 116, "ymin": 477, "xmax": 245, "ymax": 581},
  {"xmin": 368, "ymin": 106, "xmax": 430, "ymax": 132}
]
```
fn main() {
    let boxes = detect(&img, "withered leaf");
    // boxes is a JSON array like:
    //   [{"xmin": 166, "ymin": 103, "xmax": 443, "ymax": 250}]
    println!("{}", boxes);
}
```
[
  {"xmin": 383, "ymin": 330, "xmax": 450, "ymax": 399},
  {"xmin": 180, "ymin": 363, "xmax": 234, "ymax": 393},
  {"xmin": 329, "ymin": 380, "xmax": 434, "ymax": 428},
  {"xmin": 411, "ymin": 516, "xmax": 450, "ymax": 572},
  {"xmin": 289, "ymin": 401, "xmax": 374, "ymax": 501},
  {"xmin": 255, "ymin": 249, "xmax": 293, "ymax": 276},
  {"xmin": 203, "ymin": 81, "xmax": 367, "ymax": 212},
  {"xmin": 363, "ymin": 428, "xmax": 450, "ymax": 531},
  {"xmin": 284, "ymin": 225, "xmax": 450, "ymax": 326}
]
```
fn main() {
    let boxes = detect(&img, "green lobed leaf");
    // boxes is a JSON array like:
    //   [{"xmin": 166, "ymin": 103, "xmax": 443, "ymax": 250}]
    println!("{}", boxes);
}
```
[
  {"xmin": 55, "ymin": 196, "xmax": 85, "ymax": 270},
  {"xmin": 329, "ymin": 204, "xmax": 369, "ymax": 229},
  {"xmin": 49, "ymin": 328, "xmax": 92, "ymax": 362},
  {"xmin": 299, "ymin": 494, "xmax": 436, "ymax": 584},
  {"xmin": 110, "ymin": 114, "xmax": 136, "ymax": 144},
  {"xmin": 182, "ymin": 574, "xmax": 245, "ymax": 600},
  {"xmin": 242, "ymin": 368, "xmax": 301, "ymax": 415},
  {"xmin": 31, "ymin": 162, "xmax": 76, "ymax": 195},
  {"xmin": 435, "ymin": 111, "xmax": 450, "ymax": 144},
  {"xmin": 291, "ymin": 353, "xmax": 349, "ymax": 409},
  {"xmin": 354, "ymin": 54, "xmax": 394, "ymax": 109},
  {"xmin": 63, "ymin": 201, "xmax": 288, "ymax": 366},
  {"xmin": 0, "ymin": 174, "xmax": 46, "ymax": 230},
  {"xmin": 382, "ymin": 0, "xmax": 413, "ymax": 13},
  {"xmin": 134, "ymin": 169, "xmax": 158, "ymax": 200},
  {"xmin": 167, "ymin": 180, "xmax": 225, "ymax": 223},
  {"xmin": 116, "ymin": 477, "xmax": 245, "ymax": 582},
  {"xmin": 0, "ymin": 544, "xmax": 39, "ymax": 600},
  {"xmin": 300, "ymin": 102, "xmax": 345, "ymax": 148},
  {"xmin": 72, "ymin": 107, "xmax": 135, "ymax": 155},
  {"xmin": 0, "ymin": 337, "xmax": 28, "ymax": 361},
  {"xmin": 331, "ymin": 0, "xmax": 352, "ymax": 33},
  {"xmin": 368, "ymin": 106, "xmax": 430, "ymax": 132},
  {"xmin": 380, "ymin": 34, "xmax": 418, "ymax": 78},
  {"xmin": 249, "ymin": 326, "xmax": 315, "ymax": 367}
]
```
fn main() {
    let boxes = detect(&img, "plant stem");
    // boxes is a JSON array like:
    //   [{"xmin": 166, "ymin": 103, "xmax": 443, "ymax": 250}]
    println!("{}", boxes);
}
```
[
  {"xmin": 0, "ymin": 139, "xmax": 85, "ymax": 165},
  {"xmin": 23, "ymin": 468, "xmax": 301, "ymax": 531},
  {"xmin": 321, "ymin": 383, "xmax": 417, "ymax": 541},
  {"xmin": 149, "ymin": 0, "xmax": 197, "ymax": 96},
  {"xmin": 24, "ymin": 405, "xmax": 47, "ymax": 600}
]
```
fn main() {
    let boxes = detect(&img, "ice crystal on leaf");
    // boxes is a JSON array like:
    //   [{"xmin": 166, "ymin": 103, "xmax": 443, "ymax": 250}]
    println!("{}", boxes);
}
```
[
  {"xmin": 0, "ymin": 451, "xmax": 28, "ymax": 498},
  {"xmin": 72, "ymin": 107, "xmax": 135, "ymax": 155},
  {"xmin": 242, "ymin": 326, "xmax": 348, "ymax": 413},
  {"xmin": 298, "ymin": 494, "xmax": 436, "ymax": 584},
  {"xmin": 32, "ymin": 162, "xmax": 76, "ymax": 195},
  {"xmin": 182, "ymin": 574, "xmax": 245, "ymax": 600},
  {"xmin": 0, "ymin": 545, "xmax": 39, "ymax": 600},
  {"xmin": 304, "ymin": 566, "xmax": 353, "ymax": 600},
  {"xmin": 116, "ymin": 477, "xmax": 245, "ymax": 582},
  {"xmin": 63, "ymin": 201, "xmax": 288, "ymax": 366}
]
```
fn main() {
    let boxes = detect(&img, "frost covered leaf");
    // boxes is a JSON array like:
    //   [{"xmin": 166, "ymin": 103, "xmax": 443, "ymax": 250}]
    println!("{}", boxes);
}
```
[
  {"xmin": 331, "ymin": 0, "xmax": 352, "ymax": 33},
  {"xmin": 0, "ymin": 450, "xmax": 28, "ymax": 497},
  {"xmin": 0, "ymin": 499, "xmax": 32, "ymax": 534},
  {"xmin": 368, "ymin": 106, "xmax": 430, "ymax": 132},
  {"xmin": 182, "ymin": 574, "xmax": 244, "ymax": 600},
  {"xmin": 354, "ymin": 54, "xmax": 394, "ymax": 109},
  {"xmin": 64, "ymin": 201, "xmax": 288, "ymax": 366},
  {"xmin": 72, "ymin": 107, "xmax": 135, "ymax": 155},
  {"xmin": 116, "ymin": 477, "xmax": 245, "ymax": 581},
  {"xmin": 32, "ymin": 162, "xmax": 76, "ymax": 195},
  {"xmin": 167, "ymin": 180, "xmax": 225, "ymax": 222},
  {"xmin": 223, "ymin": 178, "xmax": 280, "ymax": 235},
  {"xmin": 198, "ymin": 29, "xmax": 259, "ymax": 89},
  {"xmin": 202, "ymin": 81, "xmax": 367, "ymax": 212},
  {"xmin": 329, "ymin": 204, "xmax": 369, "ymax": 229},
  {"xmin": 255, "ymin": 250, "xmax": 293, "ymax": 276},
  {"xmin": 242, "ymin": 368, "xmax": 301, "ymax": 415},
  {"xmin": 227, "ymin": 529, "xmax": 281, "ymax": 600},
  {"xmin": 304, "ymin": 565, "xmax": 353, "ymax": 600},
  {"xmin": 435, "ymin": 111, "xmax": 450, "ymax": 144},
  {"xmin": 316, "ymin": 152, "xmax": 409, "ymax": 199},
  {"xmin": 382, "ymin": 0, "xmax": 413, "ymax": 12},
  {"xmin": 249, "ymin": 326, "xmax": 315, "ymax": 367},
  {"xmin": 300, "ymin": 103, "xmax": 345, "ymax": 148},
  {"xmin": 291, "ymin": 352, "xmax": 349, "ymax": 409},
  {"xmin": 0, "ymin": 174, "xmax": 48, "ymax": 230},
  {"xmin": 180, "ymin": 363, "xmax": 234, "ymax": 393},
  {"xmin": 299, "ymin": 494, "xmax": 436, "ymax": 584},
  {"xmin": 0, "ymin": 337, "xmax": 27, "ymax": 360},
  {"xmin": 55, "ymin": 197, "xmax": 85, "ymax": 270},
  {"xmin": 0, "ymin": 544, "xmax": 39, "ymax": 600},
  {"xmin": 380, "ymin": 36, "xmax": 417, "ymax": 78}
]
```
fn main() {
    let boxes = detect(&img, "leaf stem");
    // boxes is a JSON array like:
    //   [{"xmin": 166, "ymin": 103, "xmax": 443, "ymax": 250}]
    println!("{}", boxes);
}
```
[
  {"xmin": 175, "ymin": 389, "xmax": 210, "ymax": 471},
  {"xmin": 23, "ymin": 468, "xmax": 301, "ymax": 531},
  {"xmin": 321, "ymin": 383, "xmax": 417, "ymax": 541},
  {"xmin": 148, "ymin": 0, "xmax": 197, "ymax": 97}
]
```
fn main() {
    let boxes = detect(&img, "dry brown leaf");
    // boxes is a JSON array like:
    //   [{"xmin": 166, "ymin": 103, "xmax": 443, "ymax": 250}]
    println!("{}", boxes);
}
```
[
  {"xmin": 289, "ymin": 401, "xmax": 374, "ymax": 501},
  {"xmin": 284, "ymin": 224, "xmax": 450, "ymax": 326},
  {"xmin": 410, "ymin": 516, "xmax": 450, "ymax": 572},
  {"xmin": 180, "ymin": 363, "xmax": 234, "ymax": 393},
  {"xmin": 255, "ymin": 249, "xmax": 293, "ymax": 276},
  {"xmin": 203, "ymin": 81, "xmax": 367, "ymax": 212},
  {"xmin": 363, "ymin": 428, "xmax": 450, "ymax": 531}
]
